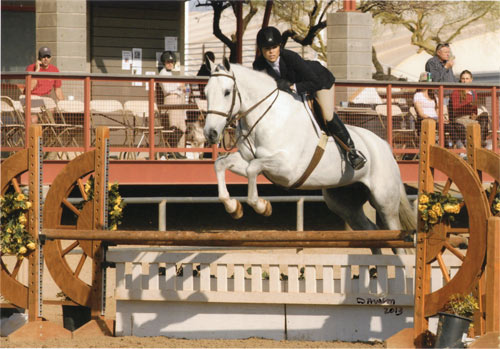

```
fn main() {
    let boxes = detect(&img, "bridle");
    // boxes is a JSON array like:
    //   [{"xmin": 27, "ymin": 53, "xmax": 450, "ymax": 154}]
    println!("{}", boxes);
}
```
[{"xmin": 206, "ymin": 72, "xmax": 279, "ymax": 151}]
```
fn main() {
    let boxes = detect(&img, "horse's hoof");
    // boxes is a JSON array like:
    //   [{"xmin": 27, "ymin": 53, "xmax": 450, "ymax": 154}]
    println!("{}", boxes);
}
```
[
  {"xmin": 262, "ymin": 200, "xmax": 272, "ymax": 216},
  {"xmin": 230, "ymin": 201, "xmax": 243, "ymax": 219}
]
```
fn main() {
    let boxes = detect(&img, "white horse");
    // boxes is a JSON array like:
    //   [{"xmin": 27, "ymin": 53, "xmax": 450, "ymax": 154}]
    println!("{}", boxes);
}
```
[{"xmin": 203, "ymin": 59, "xmax": 415, "ymax": 252}]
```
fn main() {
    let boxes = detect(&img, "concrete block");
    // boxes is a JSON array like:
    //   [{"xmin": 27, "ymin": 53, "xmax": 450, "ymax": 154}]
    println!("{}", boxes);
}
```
[
  {"xmin": 57, "ymin": 57, "xmax": 87, "ymax": 73},
  {"xmin": 330, "ymin": 65, "xmax": 372, "ymax": 80},
  {"xmin": 57, "ymin": 28, "xmax": 86, "ymax": 42},
  {"xmin": 37, "ymin": 0, "xmax": 57, "ymax": 13},
  {"xmin": 36, "ymin": 28, "xmax": 57, "ymax": 42},
  {"xmin": 327, "ymin": 25, "xmax": 373, "ymax": 40},
  {"xmin": 328, "ymin": 52, "xmax": 372, "ymax": 66},
  {"xmin": 55, "ymin": 41, "xmax": 87, "ymax": 57},
  {"xmin": 57, "ymin": 0, "xmax": 86, "ymax": 14},
  {"xmin": 328, "ymin": 12, "xmax": 373, "ymax": 26},
  {"xmin": 56, "ymin": 13, "xmax": 86, "ymax": 28},
  {"xmin": 115, "ymin": 301, "xmax": 285, "ymax": 340},
  {"xmin": 37, "ymin": 13, "xmax": 57, "ymax": 27},
  {"xmin": 328, "ymin": 38, "xmax": 372, "ymax": 53}
]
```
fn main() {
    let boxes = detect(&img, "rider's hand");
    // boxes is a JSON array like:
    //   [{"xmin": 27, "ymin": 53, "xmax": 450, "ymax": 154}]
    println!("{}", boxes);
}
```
[{"xmin": 277, "ymin": 79, "xmax": 292, "ymax": 93}]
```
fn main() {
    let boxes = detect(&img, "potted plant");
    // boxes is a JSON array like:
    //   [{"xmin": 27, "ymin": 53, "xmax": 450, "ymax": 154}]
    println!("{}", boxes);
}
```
[{"xmin": 434, "ymin": 293, "xmax": 479, "ymax": 348}]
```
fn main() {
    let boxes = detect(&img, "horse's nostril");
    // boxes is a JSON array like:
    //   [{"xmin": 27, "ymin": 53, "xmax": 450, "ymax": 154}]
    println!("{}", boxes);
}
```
[{"xmin": 209, "ymin": 129, "xmax": 218, "ymax": 143}]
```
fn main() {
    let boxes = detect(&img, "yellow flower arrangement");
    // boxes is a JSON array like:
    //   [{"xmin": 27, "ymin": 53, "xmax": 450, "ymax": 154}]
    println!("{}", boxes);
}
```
[
  {"xmin": 418, "ymin": 191, "xmax": 462, "ymax": 232},
  {"xmin": 1, "ymin": 192, "xmax": 36, "ymax": 258},
  {"xmin": 80, "ymin": 176, "xmax": 126, "ymax": 230}
]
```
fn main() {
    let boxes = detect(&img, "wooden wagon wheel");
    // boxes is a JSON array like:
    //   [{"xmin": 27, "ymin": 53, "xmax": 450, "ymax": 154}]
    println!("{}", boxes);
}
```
[
  {"xmin": 42, "ymin": 150, "xmax": 98, "ymax": 306},
  {"xmin": 418, "ymin": 120, "xmax": 490, "ymax": 318},
  {"xmin": 466, "ymin": 124, "xmax": 500, "ymax": 217},
  {"xmin": 43, "ymin": 127, "xmax": 108, "ymax": 308},
  {"xmin": 0, "ymin": 150, "xmax": 30, "ymax": 309}
]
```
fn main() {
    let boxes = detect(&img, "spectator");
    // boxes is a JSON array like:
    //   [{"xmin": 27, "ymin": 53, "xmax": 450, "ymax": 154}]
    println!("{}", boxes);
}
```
[
  {"xmin": 159, "ymin": 50, "xmax": 187, "ymax": 159},
  {"xmin": 425, "ymin": 43, "xmax": 456, "ymax": 83},
  {"xmin": 425, "ymin": 43, "xmax": 456, "ymax": 106},
  {"xmin": 414, "ymin": 72, "xmax": 463, "ymax": 146},
  {"xmin": 449, "ymin": 70, "xmax": 489, "ymax": 146},
  {"xmin": 25, "ymin": 47, "xmax": 64, "ymax": 101}
]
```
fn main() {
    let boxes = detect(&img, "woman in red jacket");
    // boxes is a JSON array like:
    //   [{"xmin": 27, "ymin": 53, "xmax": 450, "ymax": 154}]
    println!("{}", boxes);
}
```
[{"xmin": 449, "ymin": 70, "xmax": 489, "ymax": 146}]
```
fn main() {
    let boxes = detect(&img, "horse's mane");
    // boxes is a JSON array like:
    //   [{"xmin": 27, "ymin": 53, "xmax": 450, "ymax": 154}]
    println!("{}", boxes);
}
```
[{"xmin": 220, "ymin": 63, "xmax": 277, "ymax": 89}]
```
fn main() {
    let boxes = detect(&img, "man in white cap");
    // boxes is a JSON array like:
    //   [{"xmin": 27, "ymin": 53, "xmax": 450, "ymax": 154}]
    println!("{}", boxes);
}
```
[{"xmin": 25, "ymin": 46, "xmax": 64, "ymax": 101}]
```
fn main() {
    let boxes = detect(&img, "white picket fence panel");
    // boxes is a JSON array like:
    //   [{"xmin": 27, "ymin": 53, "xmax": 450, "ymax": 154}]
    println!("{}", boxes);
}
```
[{"xmin": 106, "ymin": 249, "xmax": 462, "ymax": 341}]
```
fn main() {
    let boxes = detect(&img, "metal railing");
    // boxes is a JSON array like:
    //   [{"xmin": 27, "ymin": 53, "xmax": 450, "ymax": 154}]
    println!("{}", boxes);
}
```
[
  {"xmin": 2, "ymin": 72, "xmax": 499, "ymax": 161},
  {"xmin": 67, "ymin": 194, "xmax": 418, "ymax": 232}
]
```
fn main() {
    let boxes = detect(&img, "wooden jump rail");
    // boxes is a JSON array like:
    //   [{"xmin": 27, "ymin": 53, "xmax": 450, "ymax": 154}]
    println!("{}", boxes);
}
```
[{"xmin": 41, "ymin": 229, "xmax": 415, "ymax": 248}]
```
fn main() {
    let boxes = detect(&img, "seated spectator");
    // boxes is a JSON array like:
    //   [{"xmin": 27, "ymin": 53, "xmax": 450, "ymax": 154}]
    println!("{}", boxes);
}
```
[
  {"xmin": 449, "ymin": 70, "xmax": 489, "ymax": 146},
  {"xmin": 414, "ymin": 73, "xmax": 463, "ymax": 146},
  {"xmin": 25, "ymin": 47, "xmax": 64, "ymax": 101},
  {"xmin": 159, "ymin": 50, "xmax": 187, "ymax": 159}
]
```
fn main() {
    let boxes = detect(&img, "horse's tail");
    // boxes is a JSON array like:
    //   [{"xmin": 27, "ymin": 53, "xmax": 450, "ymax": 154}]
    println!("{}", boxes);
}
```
[{"xmin": 399, "ymin": 183, "xmax": 417, "ymax": 232}]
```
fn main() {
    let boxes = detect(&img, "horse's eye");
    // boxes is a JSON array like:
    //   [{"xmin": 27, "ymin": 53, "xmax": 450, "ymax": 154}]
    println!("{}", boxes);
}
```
[{"xmin": 224, "ymin": 90, "xmax": 231, "ymax": 97}]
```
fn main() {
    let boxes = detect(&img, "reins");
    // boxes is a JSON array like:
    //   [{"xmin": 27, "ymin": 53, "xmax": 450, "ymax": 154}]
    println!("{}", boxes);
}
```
[{"xmin": 206, "ymin": 72, "xmax": 279, "ymax": 151}]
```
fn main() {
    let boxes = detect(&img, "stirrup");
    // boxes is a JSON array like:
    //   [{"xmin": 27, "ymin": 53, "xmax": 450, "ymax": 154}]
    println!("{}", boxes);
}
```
[{"xmin": 348, "ymin": 149, "xmax": 367, "ymax": 170}]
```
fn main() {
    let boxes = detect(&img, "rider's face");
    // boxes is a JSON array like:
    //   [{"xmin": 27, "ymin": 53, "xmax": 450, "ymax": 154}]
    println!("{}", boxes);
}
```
[{"xmin": 262, "ymin": 45, "xmax": 280, "ymax": 63}]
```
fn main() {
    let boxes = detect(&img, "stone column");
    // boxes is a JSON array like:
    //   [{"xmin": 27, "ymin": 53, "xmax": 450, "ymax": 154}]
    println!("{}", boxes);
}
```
[
  {"xmin": 36, "ymin": 0, "xmax": 87, "ymax": 99},
  {"xmin": 327, "ymin": 11, "xmax": 373, "ymax": 104}
]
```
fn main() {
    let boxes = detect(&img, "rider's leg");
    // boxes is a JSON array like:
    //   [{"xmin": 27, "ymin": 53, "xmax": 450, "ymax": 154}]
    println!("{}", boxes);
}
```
[{"xmin": 315, "ymin": 86, "xmax": 366, "ymax": 170}]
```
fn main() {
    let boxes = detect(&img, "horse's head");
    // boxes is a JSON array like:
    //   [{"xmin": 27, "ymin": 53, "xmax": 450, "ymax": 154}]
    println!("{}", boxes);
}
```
[{"xmin": 203, "ymin": 57, "xmax": 240, "ymax": 145}]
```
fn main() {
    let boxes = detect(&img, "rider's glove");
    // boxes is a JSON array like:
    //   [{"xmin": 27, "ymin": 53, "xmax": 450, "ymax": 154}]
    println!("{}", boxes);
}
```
[{"xmin": 276, "ymin": 79, "xmax": 293, "ymax": 93}]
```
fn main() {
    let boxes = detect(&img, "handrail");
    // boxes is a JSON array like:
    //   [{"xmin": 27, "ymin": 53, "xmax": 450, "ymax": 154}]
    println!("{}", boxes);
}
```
[{"xmin": 2, "ymin": 72, "xmax": 498, "ymax": 159}]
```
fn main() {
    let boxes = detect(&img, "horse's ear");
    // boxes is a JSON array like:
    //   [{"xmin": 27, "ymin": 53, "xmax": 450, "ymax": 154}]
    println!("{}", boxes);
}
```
[
  {"xmin": 206, "ymin": 56, "xmax": 216, "ymax": 73},
  {"xmin": 223, "ymin": 56, "xmax": 231, "ymax": 71}
]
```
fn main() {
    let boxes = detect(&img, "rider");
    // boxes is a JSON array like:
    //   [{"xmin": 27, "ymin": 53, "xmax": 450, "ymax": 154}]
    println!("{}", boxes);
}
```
[{"xmin": 252, "ymin": 26, "xmax": 366, "ymax": 170}]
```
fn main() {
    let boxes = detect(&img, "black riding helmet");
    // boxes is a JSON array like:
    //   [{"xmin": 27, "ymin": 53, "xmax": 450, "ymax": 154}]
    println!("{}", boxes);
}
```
[
  {"xmin": 160, "ymin": 51, "xmax": 176, "ymax": 64},
  {"xmin": 257, "ymin": 26, "xmax": 282, "ymax": 48}
]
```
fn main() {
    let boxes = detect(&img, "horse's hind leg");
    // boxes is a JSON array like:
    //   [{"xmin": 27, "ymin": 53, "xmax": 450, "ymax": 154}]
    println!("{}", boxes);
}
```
[
  {"xmin": 322, "ymin": 184, "xmax": 383, "ymax": 254},
  {"xmin": 214, "ymin": 152, "xmax": 249, "ymax": 219},
  {"xmin": 367, "ymin": 184, "xmax": 409, "ymax": 255}
]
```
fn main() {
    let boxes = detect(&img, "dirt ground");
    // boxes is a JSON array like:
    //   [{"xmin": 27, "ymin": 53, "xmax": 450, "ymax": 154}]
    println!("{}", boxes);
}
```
[
  {"xmin": 0, "ymin": 336, "xmax": 384, "ymax": 348},
  {"xmin": 1, "ymin": 303, "xmax": 384, "ymax": 348}
]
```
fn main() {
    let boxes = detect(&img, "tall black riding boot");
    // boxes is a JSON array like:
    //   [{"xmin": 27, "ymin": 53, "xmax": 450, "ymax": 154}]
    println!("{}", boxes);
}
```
[{"xmin": 325, "ymin": 113, "xmax": 366, "ymax": 170}]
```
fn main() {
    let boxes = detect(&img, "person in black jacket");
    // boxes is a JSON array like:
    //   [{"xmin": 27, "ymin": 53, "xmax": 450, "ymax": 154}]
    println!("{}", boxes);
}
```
[{"xmin": 252, "ymin": 27, "xmax": 366, "ymax": 170}]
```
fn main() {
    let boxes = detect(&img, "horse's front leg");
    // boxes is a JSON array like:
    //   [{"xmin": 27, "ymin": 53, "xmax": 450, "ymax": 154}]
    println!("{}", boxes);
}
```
[
  {"xmin": 214, "ymin": 152, "xmax": 249, "ymax": 219},
  {"xmin": 246, "ymin": 153, "xmax": 288, "ymax": 216}
]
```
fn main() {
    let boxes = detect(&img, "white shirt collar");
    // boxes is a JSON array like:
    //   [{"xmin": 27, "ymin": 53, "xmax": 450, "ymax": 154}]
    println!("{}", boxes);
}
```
[{"xmin": 266, "ymin": 57, "xmax": 281, "ymax": 76}]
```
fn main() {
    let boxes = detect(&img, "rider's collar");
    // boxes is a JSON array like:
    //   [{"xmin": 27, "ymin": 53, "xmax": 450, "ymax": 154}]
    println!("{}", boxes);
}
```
[{"xmin": 266, "ymin": 57, "xmax": 281, "ymax": 77}]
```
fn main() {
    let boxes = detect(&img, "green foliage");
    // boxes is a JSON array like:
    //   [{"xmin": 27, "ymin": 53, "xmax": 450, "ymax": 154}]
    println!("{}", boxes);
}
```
[
  {"xmin": 444, "ymin": 293, "xmax": 479, "ymax": 319},
  {"xmin": 1, "ymin": 191, "xmax": 36, "ymax": 258},
  {"xmin": 418, "ymin": 191, "xmax": 462, "ymax": 232}
]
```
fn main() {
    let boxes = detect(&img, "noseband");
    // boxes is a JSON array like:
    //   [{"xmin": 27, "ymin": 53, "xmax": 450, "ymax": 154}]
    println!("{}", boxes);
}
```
[{"xmin": 206, "ymin": 73, "xmax": 242, "ymax": 128}]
